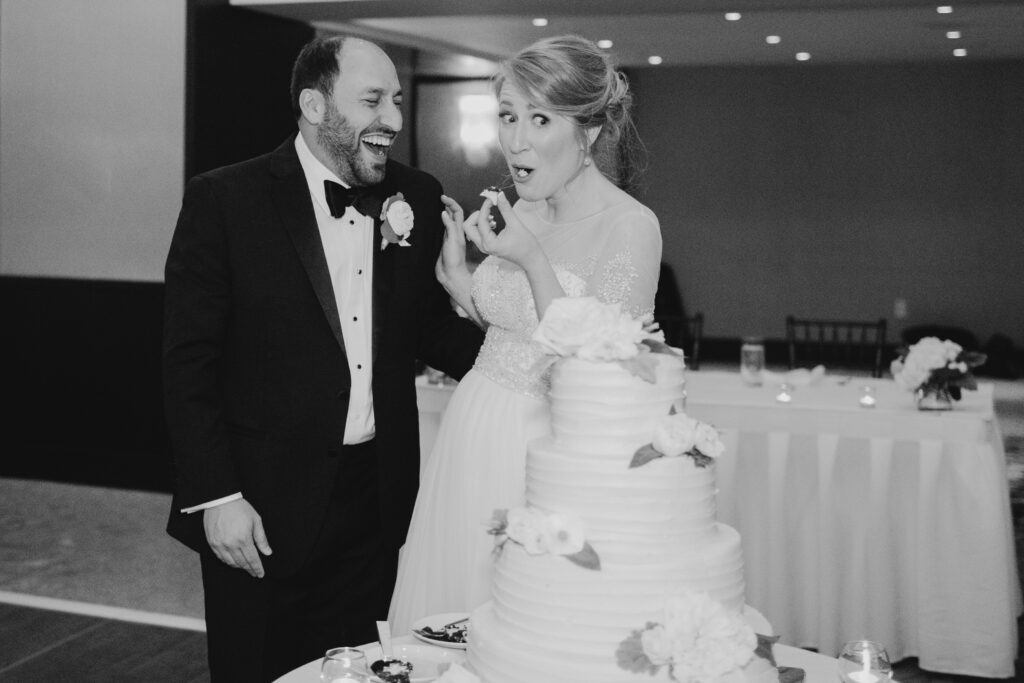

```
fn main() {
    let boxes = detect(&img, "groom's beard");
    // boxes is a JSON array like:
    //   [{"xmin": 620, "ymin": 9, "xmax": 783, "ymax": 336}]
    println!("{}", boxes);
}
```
[{"xmin": 318, "ymin": 101, "xmax": 388, "ymax": 188}]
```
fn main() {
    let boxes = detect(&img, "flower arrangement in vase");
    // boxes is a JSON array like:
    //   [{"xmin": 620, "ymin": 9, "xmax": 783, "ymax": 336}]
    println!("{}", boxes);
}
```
[{"xmin": 890, "ymin": 337, "xmax": 986, "ymax": 410}]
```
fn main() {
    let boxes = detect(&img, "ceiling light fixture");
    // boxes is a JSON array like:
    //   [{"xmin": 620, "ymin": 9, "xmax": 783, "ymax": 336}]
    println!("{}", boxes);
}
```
[
  {"xmin": 946, "ymin": 30, "xmax": 961, "ymax": 39},
  {"xmin": 648, "ymin": 55, "xmax": 664, "ymax": 65},
  {"xmin": 532, "ymin": 17, "xmax": 548, "ymax": 27},
  {"xmin": 936, "ymin": 6, "xmax": 953, "ymax": 14},
  {"xmin": 766, "ymin": 35, "xmax": 781, "ymax": 45},
  {"xmin": 795, "ymin": 52, "xmax": 811, "ymax": 61},
  {"xmin": 597, "ymin": 39, "xmax": 613, "ymax": 49},
  {"xmin": 954, "ymin": 48, "xmax": 968, "ymax": 57},
  {"xmin": 725, "ymin": 12, "xmax": 742, "ymax": 21}
]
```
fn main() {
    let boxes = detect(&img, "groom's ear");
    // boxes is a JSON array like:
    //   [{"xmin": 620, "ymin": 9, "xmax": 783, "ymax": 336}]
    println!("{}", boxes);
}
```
[{"xmin": 299, "ymin": 88, "xmax": 326, "ymax": 126}]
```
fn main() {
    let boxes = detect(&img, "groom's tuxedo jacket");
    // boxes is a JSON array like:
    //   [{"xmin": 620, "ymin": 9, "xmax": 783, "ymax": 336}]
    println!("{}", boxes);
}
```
[{"xmin": 163, "ymin": 136, "xmax": 483, "ymax": 577}]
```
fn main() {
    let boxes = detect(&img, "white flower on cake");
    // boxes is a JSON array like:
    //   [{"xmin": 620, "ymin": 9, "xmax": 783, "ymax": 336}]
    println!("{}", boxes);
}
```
[
  {"xmin": 652, "ymin": 412, "xmax": 700, "ymax": 456},
  {"xmin": 504, "ymin": 507, "xmax": 547, "ymax": 555},
  {"xmin": 632, "ymin": 407, "xmax": 725, "ymax": 469},
  {"xmin": 532, "ymin": 297, "xmax": 679, "ymax": 382},
  {"xmin": 489, "ymin": 507, "xmax": 600, "ymax": 570},
  {"xmin": 617, "ymin": 591, "xmax": 760, "ymax": 683},
  {"xmin": 541, "ymin": 512, "xmax": 585, "ymax": 556}
]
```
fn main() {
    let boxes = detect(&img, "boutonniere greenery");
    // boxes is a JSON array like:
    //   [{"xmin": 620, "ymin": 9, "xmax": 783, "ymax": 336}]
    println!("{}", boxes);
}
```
[{"xmin": 379, "ymin": 192, "xmax": 414, "ymax": 251}]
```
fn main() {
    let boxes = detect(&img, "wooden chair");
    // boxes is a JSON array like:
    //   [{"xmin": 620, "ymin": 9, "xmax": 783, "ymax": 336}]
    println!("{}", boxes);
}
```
[
  {"xmin": 786, "ymin": 316, "xmax": 887, "ymax": 377},
  {"xmin": 655, "ymin": 312, "xmax": 703, "ymax": 370}
]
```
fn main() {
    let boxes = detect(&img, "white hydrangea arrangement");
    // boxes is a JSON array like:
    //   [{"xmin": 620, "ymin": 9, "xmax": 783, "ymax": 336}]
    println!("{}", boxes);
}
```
[
  {"xmin": 617, "ymin": 591, "xmax": 766, "ymax": 683},
  {"xmin": 890, "ymin": 336, "xmax": 986, "ymax": 401}
]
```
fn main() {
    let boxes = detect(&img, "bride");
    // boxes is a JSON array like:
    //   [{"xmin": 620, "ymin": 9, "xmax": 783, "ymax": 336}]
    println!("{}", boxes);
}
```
[{"xmin": 389, "ymin": 35, "xmax": 663, "ymax": 633}]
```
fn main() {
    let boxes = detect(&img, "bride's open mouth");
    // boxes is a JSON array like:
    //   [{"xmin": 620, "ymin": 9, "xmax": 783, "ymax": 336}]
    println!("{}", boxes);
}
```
[{"xmin": 511, "ymin": 165, "xmax": 533, "ymax": 181}]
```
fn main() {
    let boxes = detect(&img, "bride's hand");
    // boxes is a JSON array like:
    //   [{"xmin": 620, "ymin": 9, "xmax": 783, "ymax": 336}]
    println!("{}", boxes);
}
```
[{"xmin": 463, "ymin": 192, "xmax": 542, "ymax": 271}]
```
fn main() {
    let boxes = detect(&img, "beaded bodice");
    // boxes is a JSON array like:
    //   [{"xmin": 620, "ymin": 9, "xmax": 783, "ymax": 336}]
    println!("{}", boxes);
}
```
[{"xmin": 469, "ymin": 198, "xmax": 662, "ymax": 398}]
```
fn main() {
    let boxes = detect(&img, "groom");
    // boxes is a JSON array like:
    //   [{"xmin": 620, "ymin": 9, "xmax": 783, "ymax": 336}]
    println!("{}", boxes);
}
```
[{"xmin": 163, "ymin": 36, "xmax": 483, "ymax": 681}]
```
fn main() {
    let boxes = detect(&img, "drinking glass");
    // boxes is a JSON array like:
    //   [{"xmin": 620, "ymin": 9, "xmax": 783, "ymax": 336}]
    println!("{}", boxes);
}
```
[
  {"xmin": 321, "ymin": 647, "xmax": 370, "ymax": 683},
  {"xmin": 837, "ymin": 640, "xmax": 893, "ymax": 683},
  {"xmin": 740, "ymin": 336, "xmax": 765, "ymax": 386}
]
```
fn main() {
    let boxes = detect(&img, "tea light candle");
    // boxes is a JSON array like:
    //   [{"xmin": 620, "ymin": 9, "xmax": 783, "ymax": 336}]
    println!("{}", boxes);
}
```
[
  {"xmin": 859, "ymin": 385, "xmax": 876, "ymax": 408},
  {"xmin": 846, "ymin": 671, "xmax": 881, "ymax": 683},
  {"xmin": 775, "ymin": 383, "xmax": 793, "ymax": 403}
]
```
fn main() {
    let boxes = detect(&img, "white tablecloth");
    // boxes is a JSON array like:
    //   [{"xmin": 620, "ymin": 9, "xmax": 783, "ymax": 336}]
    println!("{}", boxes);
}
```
[
  {"xmin": 415, "ymin": 371, "xmax": 1021, "ymax": 678},
  {"xmin": 274, "ymin": 636, "xmax": 841, "ymax": 682}
]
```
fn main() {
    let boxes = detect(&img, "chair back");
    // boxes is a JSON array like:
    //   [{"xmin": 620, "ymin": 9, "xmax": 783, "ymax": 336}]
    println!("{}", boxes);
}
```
[
  {"xmin": 786, "ymin": 316, "xmax": 887, "ymax": 377},
  {"xmin": 656, "ymin": 313, "xmax": 703, "ymax": 370}
]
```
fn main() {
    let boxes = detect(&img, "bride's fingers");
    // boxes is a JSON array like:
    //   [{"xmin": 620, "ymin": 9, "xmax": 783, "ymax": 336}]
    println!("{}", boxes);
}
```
[{"xmin": 462, "ymin": 210, "xmax": 485, "ymax": 250}]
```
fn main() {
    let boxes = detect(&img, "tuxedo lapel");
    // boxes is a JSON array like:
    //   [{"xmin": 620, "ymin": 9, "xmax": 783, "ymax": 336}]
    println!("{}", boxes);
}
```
[
  {"xmin": 270, "ymin": 139, "xmax": 347, "ymax": 353},
  {"xmin": 372, "ymin": 171, "xmax": 398, "ymax": 365}
]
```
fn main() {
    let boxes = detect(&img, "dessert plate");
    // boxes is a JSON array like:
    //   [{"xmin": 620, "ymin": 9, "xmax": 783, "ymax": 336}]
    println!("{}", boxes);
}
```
[
  {"xmin": 411, "ymin": 612, "xmax": 470, "ymax": 650},
  {"xmin": 360, "ymin": 641, "xmax": 466, "ymax": 682}
]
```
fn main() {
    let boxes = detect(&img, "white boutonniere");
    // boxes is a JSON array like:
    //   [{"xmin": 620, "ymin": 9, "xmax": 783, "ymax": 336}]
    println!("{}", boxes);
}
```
[{"xmin": 379, "ymin": 192, "xmax": 414, "ymax": 250}]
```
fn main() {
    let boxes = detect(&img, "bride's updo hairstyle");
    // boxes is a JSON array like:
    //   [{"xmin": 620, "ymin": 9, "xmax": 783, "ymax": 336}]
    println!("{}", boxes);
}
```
[{"xmin": 494, "ymin": 35, "xmax": 645, "ymax": 193}]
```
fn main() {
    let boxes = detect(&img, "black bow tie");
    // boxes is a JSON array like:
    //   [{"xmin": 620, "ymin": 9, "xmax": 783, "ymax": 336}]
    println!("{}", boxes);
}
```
[{"xmin": 324, "ymin": 180, "xmax": 384, "ymax": 220}]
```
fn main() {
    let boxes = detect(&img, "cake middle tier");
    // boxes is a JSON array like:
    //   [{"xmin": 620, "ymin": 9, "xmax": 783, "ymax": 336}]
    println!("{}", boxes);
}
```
[{"xmin": 527, "ymin": 436, "xmax": 720, "ymax": 552}]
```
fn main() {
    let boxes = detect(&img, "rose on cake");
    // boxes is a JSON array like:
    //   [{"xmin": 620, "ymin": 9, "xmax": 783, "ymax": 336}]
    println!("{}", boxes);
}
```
[
  {"xmin": 631, "ymin": 407, "xmax": 725, "ymax": 469},
  {"xmin": 617, "ymin": 590, "xmax": 762, "ymax": 683},
  {"xmin": 532, "ymin": 297, "xmax": 678, "ymax": 382},
  {"xmin": 488, "ymin": 507, "xmax": 600, "ymax": 570}
]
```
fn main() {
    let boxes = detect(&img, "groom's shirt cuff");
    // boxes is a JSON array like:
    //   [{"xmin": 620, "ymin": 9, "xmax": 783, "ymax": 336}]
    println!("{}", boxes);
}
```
[{"xmin": 181, "ymin": 492, "xmax": 243, "ymax": 514}]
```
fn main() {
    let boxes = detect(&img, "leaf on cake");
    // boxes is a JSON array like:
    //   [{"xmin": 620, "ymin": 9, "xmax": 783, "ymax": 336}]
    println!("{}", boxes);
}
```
[
  {"xmin": 641, "ymin": 337, "xmax": 683, "ymax": 358},
  {"xmin": 690, "ymin": 451, "xmax": 715, "ymax": 469},
  {"xmin": 629, "ymin": 444, "xmax": 663, "ymax": 469},
  {"xmin": 617, "ymin": 356, "xmax": 658, "ymax": 383},
  {"xmin": 615, "ymin": 628, "xmax": 659, "ymax": 675},
  {"xmin": 566, "ymin": 542, "xmax": 601, "ymax": 570},
  {"xmin": 754, "ymin": 633, "xmax": 780, "ymax": 666}
]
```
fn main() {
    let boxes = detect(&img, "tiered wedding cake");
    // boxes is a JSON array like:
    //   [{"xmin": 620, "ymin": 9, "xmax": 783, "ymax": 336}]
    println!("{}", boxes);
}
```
[{"xmin": 463, "ymin": 298, "xmax": 777, "ymax": 683}]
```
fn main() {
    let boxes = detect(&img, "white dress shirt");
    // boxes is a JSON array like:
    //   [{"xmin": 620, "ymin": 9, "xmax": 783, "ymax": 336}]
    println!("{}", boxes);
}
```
[{"xmin": 182, "ymin": 132, "xmax": 376, "ymax": 514}]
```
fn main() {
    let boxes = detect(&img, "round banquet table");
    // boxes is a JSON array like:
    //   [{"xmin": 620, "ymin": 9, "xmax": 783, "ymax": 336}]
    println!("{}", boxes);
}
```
[{"xmin": 273, "ymin": 635, "xmax": 843, "ymax": 683}]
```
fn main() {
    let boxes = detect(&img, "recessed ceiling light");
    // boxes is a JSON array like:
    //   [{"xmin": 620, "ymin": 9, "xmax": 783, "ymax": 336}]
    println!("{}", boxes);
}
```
[
  {"xmin": 648, "ymin": 55, "xmax": 664, "ymax": 65},
  {"xmin": 946, "ymin": 30, "xmax": 961, "ymax": 39},
  {"xmin": 954, "ymin": 48, "xmax": 968, "ymax": 57},
  {"xmin": 532, "ymin": 17, "xmax": 548, "ymax": 27},
  {"xmin": 725, "ymin": 12, "xmax": 742, "ymax": 21},
  {"xmin": 795, "ymin": 52, "xmax": 811, "ymax": 61},
  {"xmin": 766, "ymin": 35, "xmax": 781, "ymax": 45},
  {"xmin": 597, "ymin": 39, "xmax": 614, "ymax": 49},
  {"xmin": 937, "ymin": 6, "xmax": 953, "ymax": 14}
]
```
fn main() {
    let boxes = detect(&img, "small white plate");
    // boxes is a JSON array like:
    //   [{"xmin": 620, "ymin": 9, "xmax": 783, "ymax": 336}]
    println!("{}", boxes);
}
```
[
  {"xmin": 410, "ymin": 612, "xmax": 470, "ymax": 650},
  {"xmin": 360, "ymin": 641, "xmax": 466, "ymax": 682}
]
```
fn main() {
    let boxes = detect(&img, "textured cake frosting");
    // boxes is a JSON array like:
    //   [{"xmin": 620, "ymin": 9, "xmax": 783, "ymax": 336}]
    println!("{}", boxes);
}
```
[{"xmin": 466, "ymin": 354, "xmax": 765, "ymax": 683}]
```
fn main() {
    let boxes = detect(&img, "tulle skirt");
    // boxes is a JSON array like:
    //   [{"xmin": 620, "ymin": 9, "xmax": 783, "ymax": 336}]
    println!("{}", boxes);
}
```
[{"xmin": 388, "ymin": 369, "xmax": 550, "ymax": 635}]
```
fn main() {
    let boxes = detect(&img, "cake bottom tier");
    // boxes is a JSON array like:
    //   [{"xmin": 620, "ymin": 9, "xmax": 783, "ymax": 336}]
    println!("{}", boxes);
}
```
[{"xmin": 467, "ymin": 602, "xmax": 779, "ymax": 683}]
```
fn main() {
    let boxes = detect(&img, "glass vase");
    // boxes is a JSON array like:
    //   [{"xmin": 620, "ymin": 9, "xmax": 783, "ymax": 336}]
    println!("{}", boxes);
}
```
[{"xmin": 917, "ymin": 386, "xmax": 953, "ymax": 411}]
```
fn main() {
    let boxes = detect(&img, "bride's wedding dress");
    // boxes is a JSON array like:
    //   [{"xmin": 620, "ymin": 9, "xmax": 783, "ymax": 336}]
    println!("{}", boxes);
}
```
[{"xmin": 388, "ymin": 197, "xmax": 661, "ymax": 634}]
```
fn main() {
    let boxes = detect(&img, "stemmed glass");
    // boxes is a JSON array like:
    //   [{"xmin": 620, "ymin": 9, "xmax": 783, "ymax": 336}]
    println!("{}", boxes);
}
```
[
  {"xmin": 838, "ymin": 640, "xmax": 893, "ymax": 683},
  {"xmin": 321, "ymin": 647, "xmax": 370, "ymax": 683}
]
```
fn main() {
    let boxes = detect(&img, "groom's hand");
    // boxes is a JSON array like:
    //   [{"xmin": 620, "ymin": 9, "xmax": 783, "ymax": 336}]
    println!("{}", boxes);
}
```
[{"xmin": 203, "ymin": 498, "xmax": 273, "ymax": 578}]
